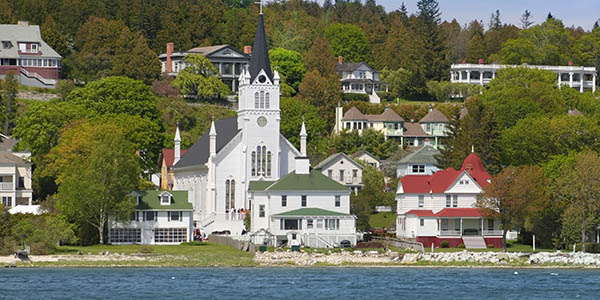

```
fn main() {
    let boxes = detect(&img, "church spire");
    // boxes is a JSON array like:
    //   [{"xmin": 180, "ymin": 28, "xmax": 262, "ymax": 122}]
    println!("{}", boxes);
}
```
[{"xmin": 248, "ymin": 12, "xmax": 273, "ymax": 83}]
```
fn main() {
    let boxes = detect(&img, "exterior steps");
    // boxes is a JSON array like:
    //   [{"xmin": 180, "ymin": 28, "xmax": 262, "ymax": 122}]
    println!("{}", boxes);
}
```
[{"xmin": 462, "ymin": 236, "xmax": 487, "ymax": 249}]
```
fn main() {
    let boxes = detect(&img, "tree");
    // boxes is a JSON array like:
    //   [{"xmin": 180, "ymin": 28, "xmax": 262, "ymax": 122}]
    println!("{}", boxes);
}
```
[
  {"xmin": 488, "ymin": 10, "xmax": 502, "ymax": 31},
  {"xmin": 269, "ymin": 48, "xmax": 306, "ymax": 93},
  {"xmin": 520, "ymin": 10, "xmax": 534, "ymax": 29},
  {"xmin": 12, "ymin": 215, "xmax": 76, "ymax": 254},
  {"xmin": 351, "ymin": 165, "xmax": 386, "ymax": 231},
  {"xmin": 41, "ymin": 15, "xmax": 70, "ymax": 57},
  {"xmin": 555, "ymin": 151, "xmax": 600, "ymax": 252},
  {"xmin": 477, "ymin": 166, "xmax": 547, "ymax": 251},
  {"xmin": 279, "ymin": 97, "xmax": 327, "ymax": 158},
  {"xmin": 380, "ymin": 67, "xmax": 412, "ymax": 100},
  {"xmin": 111, "ymin": 31, "xmax": 161, "ymax": 85},
  {"xmin": 303, "ymin": 37, "xmax": 337, "ymax": 77},
  {"xmin": 1, "ymin": 71, "xmax": 17, "ymax": 134},
  {"xmin": 324, "ymin": 23, "xmax": 372, "ymax": 64},
  {"xmin": 171, "ymin": 54, "xmax": 230, "ymax": 100},
  {"xmin": 54, "ymin": 122, "xmax": 140, "ymax": 244},
  {"xmin": 297, "ymin": 70, "xmax": 341, "ymax": 131}
]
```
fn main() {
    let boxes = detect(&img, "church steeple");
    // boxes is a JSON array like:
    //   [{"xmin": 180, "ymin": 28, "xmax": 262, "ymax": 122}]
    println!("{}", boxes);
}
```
[{"xmin": 248, "ymin": 13, "xmax": 273, "ymax": 82}]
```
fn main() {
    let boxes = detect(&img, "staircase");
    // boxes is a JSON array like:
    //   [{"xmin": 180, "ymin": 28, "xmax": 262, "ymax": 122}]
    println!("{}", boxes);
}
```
[
  {"xmin": 368, "ymin": 93, "xmax": 381, "ymax": 104},
  {"xmin": 462, "ymin": 236, "xmax": 487, "ymax": 249}
]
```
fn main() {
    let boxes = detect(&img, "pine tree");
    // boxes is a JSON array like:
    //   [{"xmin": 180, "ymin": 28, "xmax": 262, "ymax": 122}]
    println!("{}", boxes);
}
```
[
  {"xmin": 520, "ymin": 10, "xmax": 534, "ymax": 29},
  {"xmin": 547, "ymin": 12, "xmax": 554, "ymax": 20},
  {"xmin": 488, "ymin": 10, "xmax": 501, "ymax": 31}
]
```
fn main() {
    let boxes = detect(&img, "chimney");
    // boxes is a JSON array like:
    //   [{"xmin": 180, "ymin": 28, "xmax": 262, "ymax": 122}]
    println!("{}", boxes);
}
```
[
  {"xmin": 166, "ymin": 43, "xmax": 174, "ymax": 73},
  {"xmin": 17, "ymin": 21, "xmax": 29, "ymax": 26},
  {"xmin": 244, "ymin": 46, "xmax": 252, "ymax": 55},
  {"xmin": 295, "ymin": 157, "xmax": 310, "ymax": 175},
  {"xmin": 338, "ymin": 56, "xmax": 343, "ymax": 64}
]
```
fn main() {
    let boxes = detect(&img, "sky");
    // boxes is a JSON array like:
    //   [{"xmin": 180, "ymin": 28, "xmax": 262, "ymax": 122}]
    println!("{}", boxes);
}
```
[{"xmin": 314, "ymin": 0, "xmax": 600, "ymax": 30}]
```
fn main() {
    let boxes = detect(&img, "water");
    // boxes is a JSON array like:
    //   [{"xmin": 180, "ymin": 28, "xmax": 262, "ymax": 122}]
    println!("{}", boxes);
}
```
[{"xmin": 1, "ymin": 267, "xmax": 599, "ymax": 299}]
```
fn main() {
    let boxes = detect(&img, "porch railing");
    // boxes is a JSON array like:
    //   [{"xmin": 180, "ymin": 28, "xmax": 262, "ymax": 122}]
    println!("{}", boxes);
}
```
[
  {"xmin": 482, "ymin": 230, "xmax": 503, "ymax": 236},
  {"xmin": 0, "ymin": 182, "xmax": 13, "ymax": 190},
  {"xmin": 439, "ymin": 230, "xmax": 461, "ymax": 236}
]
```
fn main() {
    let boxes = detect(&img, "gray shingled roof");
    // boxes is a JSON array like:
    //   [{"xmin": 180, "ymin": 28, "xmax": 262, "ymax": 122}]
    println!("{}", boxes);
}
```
[
  {"xmin": 398, "ymin": 145, "xmax": 440, "ymax": 165},
  {"xmin": 403, "ymin": 123, "xmax": 428, "ymax": 137},
  {"xmin": 187, "ymin": 45, "xmax": 229, "ymax": 55},
  {"xmin": 0, "ymin": 151, "xmax": 27, "ymax": 164},
  {"xmin": 173, "ymin": 117, "xmax": 240, "ymax": 169},
  {"xmin": 419, "ymin": 108, "xmax": 449, "ymax": 123},
  {"xmin": 314, "ymin": 152, "xmax": 363, "ymax": 170},
  {"xmin": 0, "ymin": 23, "xmax": 61, "ymax": 59},
  {"xmin": 336, "ymin": 62, "xmax": 374, "ymax": 73}
]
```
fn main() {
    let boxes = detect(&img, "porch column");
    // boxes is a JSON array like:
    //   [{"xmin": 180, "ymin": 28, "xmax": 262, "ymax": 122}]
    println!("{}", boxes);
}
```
[
  {"xmin": 481, "ymin": 218, "xmax": 484, "ymax": 235},
  {"xmin": 557, "ymin": 72, "xmax": 561, "ymax": 88},
  {"xmin": 460, "ymin": 218, "xmax": 463, "ymax": 236},
  {"xmin": 593, "ymin": 74, "xmax": 596, "ymax": 93},
  {"xmin": 479, "ymin": 72, "xmax": 484, "ymax": 86},
  {"xmin": 466, "ymin": 71, "xmax": 471, "ymax": 83},
  {"xmin": 569, "ymin": 72, "xmax": 573, "ymax": 88},
  {"xmin": 580, "ymin": 72, "xmax": 584, "ymax": 93},
  {"xmin": 459, "ymin": 71, "xmax": 463, "ymax": 81}
]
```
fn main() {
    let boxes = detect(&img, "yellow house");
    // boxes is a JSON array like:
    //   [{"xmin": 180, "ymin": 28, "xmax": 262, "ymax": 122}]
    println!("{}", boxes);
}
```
[{"xmin": 160, "ymin": 148, "xmax": 186, "ymax": 190}]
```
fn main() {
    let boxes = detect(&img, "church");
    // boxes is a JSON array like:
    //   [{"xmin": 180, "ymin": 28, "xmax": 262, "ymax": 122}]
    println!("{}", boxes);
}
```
[{"xmin": 171, "ymin": 11, "xmax": 356, "ymax": 244}]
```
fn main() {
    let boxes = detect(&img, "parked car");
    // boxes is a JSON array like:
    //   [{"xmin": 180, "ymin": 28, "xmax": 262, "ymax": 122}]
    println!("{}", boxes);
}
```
[{"xmin": 340, "ymin": 240, "xmax": 352, "ymax": 248}]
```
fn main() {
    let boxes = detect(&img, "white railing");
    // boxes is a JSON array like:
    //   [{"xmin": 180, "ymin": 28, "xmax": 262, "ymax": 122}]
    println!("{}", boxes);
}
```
[
  {"xmin": 451, "ymin": 63, "xmax": 596, "ymax": 73},
  {"xmin": 483, "ymin": 230, "xmax": 503, "ymax": 236},
  {"xmin": 0, "ymin": 182, "xmax": 13, "ymax": 190},
  {"xmin": 439, "ymin": 230, "xmax": 461, "ymax": 236},
  {"xmin": 20, "ymin": 68, "xmax": 57, "ymax": 86}
]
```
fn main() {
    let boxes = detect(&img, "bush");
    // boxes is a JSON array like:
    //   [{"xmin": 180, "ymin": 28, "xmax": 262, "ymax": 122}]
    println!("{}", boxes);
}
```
[
  {"xmin": 487, "ymin": 244, "xmax": 495, "ymax": 248},
  {"xmin": 377, "ymin": 92, "xmax": 394, "ymax": 102},
  {"xmin": 342, "ymin": 93, "xmax": 369, "ymax": 102},
  {"xmin": 30, "ymin": 242, "xmax": 50, "ymax": 255},
  {"xmin": 56, "ymin": 80, "xmax": 76, "ymax": 99},
  {"xmin": 457, "ymin": 243, "xmax": 465, "ymax": 248},
  {"xmin": 575, "ymin": 243, "xmax": 600, "ymax": 253},
  {"xmin": 440, "ymin": 241, "xmax": 449, "ymax": 248},
  {"xmin": 139, "ymin": 245, "xmax": 153, "ymax": 253}
]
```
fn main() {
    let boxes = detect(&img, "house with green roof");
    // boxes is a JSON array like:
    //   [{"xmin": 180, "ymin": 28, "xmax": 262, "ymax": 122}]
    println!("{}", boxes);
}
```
[
  {"xmin": 249, "ymin": 155, "xmax": 357, "ymax": 248},
  {"xmin": 109, "ymin": 190, "xmax": 194, "ymax": 245}
]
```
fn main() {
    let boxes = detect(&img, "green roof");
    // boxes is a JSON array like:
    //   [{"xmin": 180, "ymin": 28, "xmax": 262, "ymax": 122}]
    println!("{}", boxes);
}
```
[
  {"xmin": 249, "ymin": 180, "xmax": 276, "ymax": 191},
  {"xmin": 264, "ymin": 170, "xmax": 349, "ymax": 192},
  {"xmin": 135, "ymin": 190, "xmax": 192, "ymax": 210},
  {"xmin": 273, "ymin": 208, "xmax": 350, "ymax": 217}
]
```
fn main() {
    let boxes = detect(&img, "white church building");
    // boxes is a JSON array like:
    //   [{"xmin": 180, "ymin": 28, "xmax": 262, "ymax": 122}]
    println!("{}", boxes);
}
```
[{"xmin": 172, "ymin": 11, "xmax": 356, "ymax": 246}]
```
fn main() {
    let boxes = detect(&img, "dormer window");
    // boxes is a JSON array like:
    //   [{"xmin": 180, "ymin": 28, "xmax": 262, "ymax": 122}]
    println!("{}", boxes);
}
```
[
  {"xmin": 31, "ymin": 43, "xmax": 38, "ymax": 53},
  {"xmin": 2, "ymin": 41, "xmax": 12, "ymax": 49},
  {"xmin": 159, "ymin": 191, "xmax": 173, "ymax": 205}
]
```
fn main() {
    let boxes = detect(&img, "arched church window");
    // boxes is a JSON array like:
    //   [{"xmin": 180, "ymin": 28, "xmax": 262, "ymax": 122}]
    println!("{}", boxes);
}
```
[
  {"xmin": 251, "ymin": 151, "xmax": 256, "ymax": 176},
  {"xmin": 257, "ymin": 146, "xmax": 262, "ymax": 176},
  {"xmin": 255, "ymin": 92, "xmax": 259, "ymax": 108},
  {"xmin": 267, "ymin": 151, "xmax": 272, "ymax": 177},
  {"xmin": 230, "ymin": 179, "xmax": 235, "ymax": 208},
  {"xmin": 261, "ymin": 146, "xmax": 267, "ymax": 176},
  {"xmin": 225, "ymin": 179, "xmax": 231, "ymax": 211},
  {"xmin": 265, "ymin": 93, "xmax": 270, "ymax": 109},
  {"xmin": 260, "ymin": 91, "xmax": 265, "ymax": 108}
]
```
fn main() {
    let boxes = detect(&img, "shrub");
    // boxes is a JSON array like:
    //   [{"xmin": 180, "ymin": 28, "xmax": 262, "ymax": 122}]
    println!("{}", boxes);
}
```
[
  {"xmin": 342, "ymin": 93, "xmax": 369, "ymax": 102},
  {"xmin": 487, "ymin": 244, "xmax": 495, "ymax": 248},
  {"xmin": 576, "ymin": 243, "xmax": 600, "ymax": 253},
  {"xmin": 30, "ymin": 242, "xmax": 50, "ymax": 255},
  {"xmin": 457, "ymin": 243, "xmax": 465, "ymax": 248},
  {"xmin": 56, "ymin": 80, "xmax": 76, "ymax": 99},
  {"xmin": 440, "ymin": 241, "xmax": 449, "ymax": 248},
  {"xmin": 139, "ymin": 245, "xmax": 153, "ymax": 253},
  {"xmin": 377, "ymin": 92, "xmax": 394, "ymax": 102}
]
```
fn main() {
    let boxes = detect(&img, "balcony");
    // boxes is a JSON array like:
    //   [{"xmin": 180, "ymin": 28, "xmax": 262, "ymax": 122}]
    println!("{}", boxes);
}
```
[
  {"xmin": 386, "ymin": 128, "xmax": 403, "ymax": 136},
  {"xmin": 0, "ymin": 182, "xmax": 14, "ymax": 190}
]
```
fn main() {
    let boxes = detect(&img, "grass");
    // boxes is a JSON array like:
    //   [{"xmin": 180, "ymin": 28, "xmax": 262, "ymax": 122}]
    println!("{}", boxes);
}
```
[
  {"xmin": 369, "ymin": 212, "xmax": 396, "ymax": 229},
  {"xmin": 13, "ymin": 243, "xmax": 256, "ymax": 267},
  {"xmin": 426, "ymin": 241, "xmax": 554, "ymax": 253}
]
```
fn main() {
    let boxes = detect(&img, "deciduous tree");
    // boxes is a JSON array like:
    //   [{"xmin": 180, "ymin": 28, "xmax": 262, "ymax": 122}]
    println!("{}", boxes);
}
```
[{"xmin": 171, "ymin": 54, "xmax": 230, "ymax": 100}]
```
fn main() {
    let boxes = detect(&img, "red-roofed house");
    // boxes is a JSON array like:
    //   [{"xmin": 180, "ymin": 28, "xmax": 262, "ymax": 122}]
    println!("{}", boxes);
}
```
[{"xmin": 395, "ymin": 151, "xmax": 510, "ymax": 248}]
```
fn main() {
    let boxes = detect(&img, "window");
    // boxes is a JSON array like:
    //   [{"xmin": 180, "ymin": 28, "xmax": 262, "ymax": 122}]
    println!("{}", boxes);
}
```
[
  {"xmin": 425, "ymin": 123, "xmax": 431, "ymax": 132},
  {"xmin": 265, "ymin": 93, "xmax": 270, "ymax": 108},
  {"xmin": 281, "ymin": 195, "xmax": 287, "ymax": 207},
  {"xmin": 160, "ymin": 193, "xmax": 171, "ymax": 205},
  {"xmin": 2, "ymin": 196, "xmax": 13, "ymax": 207},
  {"xmin": 261, "ymin": 146, "xmax": 267, "ymax": 176},
  {"xmin": 441, "ymin": 219, "xmax": 448, "ymax": 231},
  {"xmin": 259, "ymin": 205, "xmax": 265, "ymax": 217},
  {"xmin": 445, "ymin": 195, "xmax": 451, "ymax": 207},
  {"xmin": 19, "ymin": 43, "xmax": 26, "ymax": 52},
  {"xmin": 328, "ymin": 170, "xmax": 333, "ymax": 178},
  {"xmin": 488, "ymin": 219, "xmax": 494, "ymax": 231},
  {"xmin": 254, "ymin": 92, "xmax": 259, "ymax": 108},
  {"xmin": 222, "ymin": 63, "xmax": 232, "ymax": 75},
  {"xmin": 284, "ymin": 219, "xmax": 301, "ymax": 230},
  {"xmin": 31, "ymin": 43, "xmax": 38, "ymax": 53},
  {"xmin": 412, "ymin": 165, "xmax": 425, "ymax": 173},
  {"xmin": 251, "ymin": 151, "xmax": 256, "ymax": 176},
  {"xmin": 352, "ymin": 169, "xmax": 358, "ymax": 179},
  {"xmin": 346, "ymin": 122, "xmax": 351, "ymax": 129},
  {"xmin": 225, "ymin": 179, "xmax": 235, "ymax": 211},
  {"xmin": 17, "ymin": 176, "xmax": 24, "ymax": 189},
  {"xmin": 301, "ymin": 195, "xmax": 307, "ymax": 207},
  {"xmin": 420, "ymin": 219, "xmax": 424, "ymax": 226},
  {"xmin": 455, "ymin": 219, "xmax": 461, "ymax": 231},
  {"xmin": 131, "ymin": 212, "xmax": 138, "ymax": 221},
  {"xmin": 109, "ymin": 228, "xmax": 141, "ymax": 244},
  {"xmin": 307, "ymin": 219, "xmax": 313, "ymax": 229},
  {"xmin": 154, "ymin": 228, "xmax": 186, "ymax": 243},
  {"xmin": 339, "ymin": 170, "xmax": 344, "ymax": 182},
  {"xmin": 325, "ymin": 219, "xmax": 339, "ymax": 230},
  {"xmin": 2, "ymin": 41, "xmax": 12, "ymax": 49},
  {"xmin": 260, "ymin": 91, "xmax": 265, "ymax": 108},
  {"xmin": 452, "ymin": 195, "xmax": 458, "ymax": 207},
  {"xmin": 267, "ymin": 152, "xmax": 271, "ymax": 177},
  {"xmin": 145, "ymin": 211, "xmax": 156, "ymax": 221},
  {"xmin": 169, "ymin": 211, "xmax": 181, "ymax": 221},
  {"xmin": 418, "ymin": 195, "xmax": 424, "ymax": 208},
  {"xmin": 316, "ymin": 219, "xmax": 323, "ymax": 229},
  {"xmin": 335, "ymin": 195, "xmax": 340, "ymax": 207}
]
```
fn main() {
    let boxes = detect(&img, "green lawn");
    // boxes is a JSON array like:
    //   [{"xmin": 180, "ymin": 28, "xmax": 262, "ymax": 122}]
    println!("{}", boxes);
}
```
[
  {"xmin": 369, "ymin": 212, "xmax": 396, "ymax": 229},
  {"xmin": 425, "ymin": 240, "xmax": 554, "ymax": 253},
  {"xmin": 28, "ymin": 242, "xmax": 256, "ymax": 267}
]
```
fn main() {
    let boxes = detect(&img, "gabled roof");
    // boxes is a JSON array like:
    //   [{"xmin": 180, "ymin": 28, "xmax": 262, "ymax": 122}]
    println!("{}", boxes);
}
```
[
  {"xmin": 419, "ymin": 108, "xmax": 449, "ymax": 123},
  {"xmin": 342, "ymin": 107, "xmax": 403, "ymax": 122},
  {"xmin": 314, "ymin": 152, "xmax": 363, "ymax": 170},
  {"xmin": 405, "ymin": 210, "xmax": 436, "ymax": 217},
  {"xmin": 249, "ymin": 180, "xmax": 276, "ymax": 192},
  {"xmin": 187, "ymin": 45, "xmax": 227, "ymax": 55},
  {"xmin": 273, "ymin": 208, "xmax": 350, "ymax": 217},
  {"xmin": 263, "ymin": 169, "xmax": 349, "ymax": 192},
  {"xmin": 352, "ymin": 150, "xmax": 380, "ymax": 162},
  {"xmin": 336, "ymin": 62, "xmax": 373, "ymax": 73},
  {"xmin": 162, "ymin": 149, "xmax": 187, "ymax": 167},
  {"xmin": 398, "ymin": 152, "xmax": 491, "ymax": 194},
  {"xmin": 0, "ymin": 23, "xmax": 61, "ymax": 59},
  {"xmin": 342, "ymin": 107, "xmax": 366, "ymax": 120},
  {"xmin": 403, "ymin": 123, "xmax": 428, "ymax": 137},
  {"xmin": 174, "ymin": 117, "xmax": 239, "ymax": 169},
  {"xmin": 0, "ymin": 151, "xmax": 27, "ymax": 164},
  {"xmin": 248, "ymin": 14, "xmax": 273, "ymax": 83},
  {"xmin": 135, "ymin": 190, "xmax": 192, "ymax": 210},
  {"xmin": 399, "ymin": 145, "xmax": 440, "ymax": 165}
]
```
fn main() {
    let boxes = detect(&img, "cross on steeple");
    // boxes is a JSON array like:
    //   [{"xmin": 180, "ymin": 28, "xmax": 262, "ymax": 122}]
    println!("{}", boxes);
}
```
[{"xmin": 255, "ymin": 0, "xmax": 264, "ymax": 14}]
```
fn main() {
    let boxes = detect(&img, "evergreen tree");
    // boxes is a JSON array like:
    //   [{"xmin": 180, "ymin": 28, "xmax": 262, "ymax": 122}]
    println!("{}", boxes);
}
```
[
  {"xmin": 304, "ymin": 37, "xmax": 337, "ymax": 77},
  {"xmin": 520, "ymin": 10, "xmax": 534, "ymax": 29},
  {"xmin": 488, "ymin": 10, "xmax": 502, "ymax": 31},
  {"xmin": 41, "ymin": 15, "xmax": 70, "ymax": 57},
  {"xmin": 1, "ymin": 71, "xmax": 17, "ymax": 135}
]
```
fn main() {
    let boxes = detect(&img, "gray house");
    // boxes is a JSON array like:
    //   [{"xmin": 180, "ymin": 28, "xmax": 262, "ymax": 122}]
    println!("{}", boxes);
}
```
[{"xmin": 396, "ymin": 145, "xmax": 441, "ymax": 178}]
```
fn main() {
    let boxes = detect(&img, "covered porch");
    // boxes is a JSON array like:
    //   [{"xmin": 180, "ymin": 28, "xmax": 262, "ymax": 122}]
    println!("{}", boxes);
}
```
[{"xmin": 438, "ymin": 217, "xmax": 502, "ymax": 237}]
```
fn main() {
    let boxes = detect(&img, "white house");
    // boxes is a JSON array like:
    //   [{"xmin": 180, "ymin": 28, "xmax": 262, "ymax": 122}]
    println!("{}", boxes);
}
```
[
  {"xmin": 352, "ymin": 150, "xmax": 381, "ymax": 170},
  {"xmin": 172, "ymin": 12, "xmax": 303, "ymax": 237},
  {"xmin": 336, "ymin": 57, "xmax": 387, "ymax": 104},
  {"xmin": 314, "ymin": 152, "xmax": 363, "ymax": 194},
  {"xmin": 0, "ymin": 150, "xmax": 33, "ymax": 210},
  {"xmin": 249, "ymin": 145, "xmax": 356, "ymax": 248},
  {"xmin": 110, "ymin": 190, "xmax": 194, "ymax": 245},
  {"xmin": 396, "ymin": 145, "xmax": 440, "ymax": 178},
  {"xmin": 396, "ymin": 151, "xmax": 512, "ymax": 249}
]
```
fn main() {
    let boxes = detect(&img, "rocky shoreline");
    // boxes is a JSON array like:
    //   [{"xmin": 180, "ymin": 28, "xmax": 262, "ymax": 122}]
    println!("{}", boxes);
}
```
[{"xmin": 255, "ymin": 250, "xmax": 600, "ymax": 267}]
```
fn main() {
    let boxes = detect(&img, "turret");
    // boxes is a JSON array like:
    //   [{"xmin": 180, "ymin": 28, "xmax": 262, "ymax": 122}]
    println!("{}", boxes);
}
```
[
  {"xmin": 300, "ymin": 120, "xmax": 307, "ymax": 157},
  {"xmin": 174, "ymin": 125, "xmax": 181, "ymax": 165}
]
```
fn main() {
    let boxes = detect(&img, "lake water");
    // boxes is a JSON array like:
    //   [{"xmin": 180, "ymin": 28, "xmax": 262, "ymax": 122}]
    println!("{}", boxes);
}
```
[{"xmin": 1, "ymin": 267, "xmax": 599, "ymax": 299}]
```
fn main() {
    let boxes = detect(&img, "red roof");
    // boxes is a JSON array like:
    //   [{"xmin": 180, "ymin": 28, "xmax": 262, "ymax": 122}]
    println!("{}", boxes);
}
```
[
  {"xmin": 436, "ymin": 208, "xmax": 483, "ymax": 217},
  {"xmin": 162, "ymin": 148, "xmax": 187, "ymax": 167},
  {"xmin": 405, "ymin": 210, "xmax": 436, "ymax": 217},
  {"xmin": 400, "ymin": 152, "xmax": 492, "ymax": 193}
]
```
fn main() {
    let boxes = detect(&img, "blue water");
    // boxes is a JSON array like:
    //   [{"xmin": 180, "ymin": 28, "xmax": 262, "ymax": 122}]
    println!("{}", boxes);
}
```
[{"xmin": 1, "ymin": 267, "xmax": 599, "ymax": 299}]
